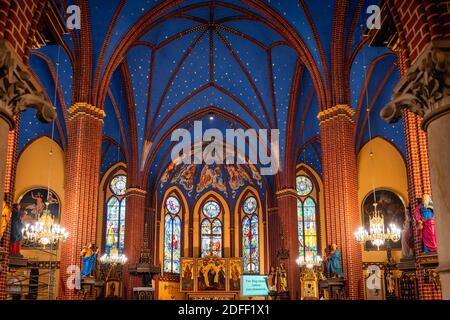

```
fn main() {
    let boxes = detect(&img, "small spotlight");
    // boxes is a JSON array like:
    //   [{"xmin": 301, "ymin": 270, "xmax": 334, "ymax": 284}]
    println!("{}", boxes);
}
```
[{"xmin": 209, "ymin": 114, "xmax": 214, "ymax": 121}]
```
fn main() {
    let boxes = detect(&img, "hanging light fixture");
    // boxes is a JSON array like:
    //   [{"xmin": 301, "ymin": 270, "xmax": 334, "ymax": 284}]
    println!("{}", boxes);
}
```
[
  {"xmin": 353, "ymin": 25, "xmax": 401, "ymax": 251},
  {"xmin": 22, "ymin": 204, "xmax": 69, "ymax": 247},
  {"xmin": 296, "ymin": 255, "xmax": 323, "ymax": 269}
]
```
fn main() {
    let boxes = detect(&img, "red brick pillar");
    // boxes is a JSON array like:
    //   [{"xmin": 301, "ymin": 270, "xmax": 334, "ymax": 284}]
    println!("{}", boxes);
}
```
[
  {"xmin": 318, "ymin": 105, "xmax": 362, "ymax": 300},
  {"xmin": 276, "ymin": 188, "xmax": 300, "ymax": 300},
  {"xmin": 59, "ymin": 103, "xmax": 105, "ymax": 299},
  {"xmin": 0, "ymin": 117, "xmax": 19, "ymax": 300},
  {"xmin": 123, "ymin": 187, "xmax": 147, "ymax": 299},
  {"xmin": 267, "ymin": 206, "xmax": 281, "ymax": 269}
]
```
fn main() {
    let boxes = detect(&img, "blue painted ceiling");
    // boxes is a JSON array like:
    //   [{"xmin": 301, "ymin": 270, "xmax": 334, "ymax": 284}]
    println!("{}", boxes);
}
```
[{"xmin": 23, "ymin": 0, "xmax": 404, "ymax": 195}]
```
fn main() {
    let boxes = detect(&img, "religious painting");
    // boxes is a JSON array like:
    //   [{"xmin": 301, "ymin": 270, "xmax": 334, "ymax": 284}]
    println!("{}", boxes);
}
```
[
  {"xmin": 180, "ymin": 258, "xmax": 195, "ymax": 292},
  {"xmin": 160, "ymin": 162, "xmax": 176, "ymax": 187},
  {"xmin": 362, "ymin": 189, "xmax": 405, "ymax": 251},
  {"xmin": 196, "ymin": 165, "xmax": 214, "ymax": 194},
  {"xmin": 196, "ymin": 257, "xmax": 227, "ymax": 291},
  {"xmin": 18, "ymin": 188, "xmax": 60, "ymax": 248},
  {"xmin": 249, "ymin": 164, "xmax": 262, "ymax": 188},
  {"xmin": 179, "ymin": 164, "xmax": 196, "ymax": 196},
  {"xmin": 229, "ymin": 258, "xmax": 242, "ymax": 292},
  {"xmin": 105, "ymin": 279, "xmax": 122, "ymax": 299},
  {"xmin": 227, "ymin": 165, "xmax": 245, "ymax": 196},
  {"xmin": 364, "ymin": 265, "xmax": 385, "ymax": 300}
]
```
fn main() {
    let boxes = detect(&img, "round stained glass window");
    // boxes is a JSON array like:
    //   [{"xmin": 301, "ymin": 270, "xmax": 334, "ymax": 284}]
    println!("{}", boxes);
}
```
[
  {"xmin": 202, "ymin": 201, "xmax": 220, "ymax": 218},
  {"xmin": 110, "ymin": 175, "xmax": 127, "ymax": 196},
  {"xmin": 296, "ymin": 176, "xmax": 313, "ymax": 196},
  {"xmin": 243, "ymin": 197, "xmax": 257, "ymax": 214},
  {"xmin": 166, "ymin": 196, "xmax": 180, "ymax": 214}
]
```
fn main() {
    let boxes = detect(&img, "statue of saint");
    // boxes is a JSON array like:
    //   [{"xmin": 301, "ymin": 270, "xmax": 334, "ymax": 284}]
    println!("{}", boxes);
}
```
[
  {"xmin": 9, "ymin": 204, "xmax": 25, "ymax": 256},
  {"xmin": 279, "ymin": 263, "xmax": 288, "ymax": 292},
  {"xmin": 415, "ymin": 194, "xmax": 437, "ymax": 253},
  {"xmin": 401, "ymin": 207, "xmax": 414, "ymax": 259},
  {"xmin": 1, "ymin": 197, "xmax": 11, "ymax": 240},
  {"xmin": 325, "ymin": 244, "xmax": 343, "ymax": 278},
  {"xmin": 80, "ymin": 243, "xmax": 99, "ymax": 277},
  {"xmin": 268, "ymin": 266, "xmax": 277, "ymax": 293}
]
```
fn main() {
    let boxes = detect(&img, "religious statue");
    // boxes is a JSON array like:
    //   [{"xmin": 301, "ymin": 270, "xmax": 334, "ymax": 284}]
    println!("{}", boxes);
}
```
[
  {"xmin": 415, "ymin": 194, "xmax": 437, "ymax": 253},
  {"xmin": 278, "ymin": 263, "xmax": 288, "ymax": 292},
  {"xmin": 268, "ymin": 266, "xmax": 277, "ymax": 294},
  {"xmin": 1, "ymin": 196, "xmax": 11, "ymax": 240},
  {"xmin": 80, "ymin": 243, "xmax": 99, "ymax": 277},
  {"xmin": 9, "ymin": 204, "xmax": 25, "ymax": 256},
  {"xmin": 401, "ymin": 207, "xmax": 414, "ymax": 259},
  {"xmin": 324, "ymin": 244, "xmax": 343, "ymax": 278}
]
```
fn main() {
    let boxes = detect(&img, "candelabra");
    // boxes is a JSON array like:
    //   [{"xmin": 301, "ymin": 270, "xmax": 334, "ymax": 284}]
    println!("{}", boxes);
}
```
[
  {"xmin": 354, "ymin": 203, "xmax": 401, "ymax": 250},
  {"xmin": 296, "ymin": 255, "xmax": 323, "ymax": 269},
  {"xmin": 22, "ymin": 209, "xmax": 69, "ymax": 247}
]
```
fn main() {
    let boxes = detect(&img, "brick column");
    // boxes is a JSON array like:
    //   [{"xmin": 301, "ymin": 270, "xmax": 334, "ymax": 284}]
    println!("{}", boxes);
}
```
[
  {"xmin": 267, "ymin": 206, "xmax": 281, "ymax": 269},
  {"xmin": 318, "ymin": 105, "xmax": 362, "ymax": 300},
  {"xmin": 381, "ymin": 40, "xmax": 450, "ymax": 299},
  {"xmin": 276, "ymin": 188, "xmax": 300, "ymax": 300},
  {"xmin": 59, "ymin": 103, "xmax": 105, "ymax": 299},
  {"xmin": 123, "ymin": 187, "xmax": 147, "ymax": 299}
]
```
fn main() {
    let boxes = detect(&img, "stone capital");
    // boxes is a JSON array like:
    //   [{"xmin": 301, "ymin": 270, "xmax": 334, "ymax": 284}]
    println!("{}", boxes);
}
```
[
  {"xmin": 276, "ymin": 188, "xmax": 298, "ymax": 199},
  {"xmin": 68, "ymin": 103, "xmax": 106, "ymax": 122},
  {"xmin": 0, "ymin": 40, "xmax": 56, "ymax": 129},
  {"xmin": 381, "ymin": 40, "xmax": 450, "ymax": 131},
  {"xmin": 126, "ymin": 187, "xmax": 147, "ymax": 198},
  {"xmin": 317, "ymin": 104, "xmax": 354, "ymax": 124}
]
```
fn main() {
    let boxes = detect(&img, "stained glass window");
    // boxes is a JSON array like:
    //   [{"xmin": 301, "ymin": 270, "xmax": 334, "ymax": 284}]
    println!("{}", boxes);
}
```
[
  {"xmin": 201, "ymin": 200, "xmax": 222, "ymax": 257},
  {"xmin": 105, "ymin": 175, "xmax": 127, "ymax": 253},
  {"xmin": 163, "ymin": 196, "xmax": 182, "ymax": 273},
  {"xmin": 110, "ymin": 175, "xmax": 127, "ymax": 196},
  {"xmin": 243, "ymin": 196, "xmax": 257, "ymax": 214},
  {"xmin": 202, "ymin": 201, "xmax": 221, "ymax": 218},
  {"xmin": 242, "ymin": 196, "xmax": 259, "ymax": 273},
  {"xmin": 296, "ymin": 175, "xmax": 313, "ymax": 196},
  {"xmin": 297, "ymin": 196, "xmax": 318, "ymax": 260}
]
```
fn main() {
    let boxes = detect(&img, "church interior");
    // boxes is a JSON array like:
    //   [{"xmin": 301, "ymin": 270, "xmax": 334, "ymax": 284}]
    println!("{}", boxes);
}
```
[{"xmin": 0, "ymin": 0, "xmax": 449, "ymax": 301}]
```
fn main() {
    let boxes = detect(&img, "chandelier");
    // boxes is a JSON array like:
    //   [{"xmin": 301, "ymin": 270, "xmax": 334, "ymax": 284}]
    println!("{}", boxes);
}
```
[
  {"xmin": 296, "ymin": 254, "xmax": 323, "ymax": 269},
  {"xmin": 354, "ymin": 203, "xmax": 401, "ymax": 250},
  {"xmin": 99, "ymin": 247, "xmax": 128, "ymax": 266},
  {"xmin": 22, "ymin": 208, "xmax": 69, "ymax": 247}
]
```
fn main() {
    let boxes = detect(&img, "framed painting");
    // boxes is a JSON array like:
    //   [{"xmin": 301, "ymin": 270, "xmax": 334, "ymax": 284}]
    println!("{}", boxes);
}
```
[
  {"xmin": 362, "ymin": 189, "xmax": 405, "ymax": 251},
  {"xmin": 18, "ymin": 188, "xmax": 61, "ymax": 249},
  {"xmin": 180, "ymin": 258, "xmax": 195, "ymax": 292},
  {"xmin": 196, "ymin": 257, "xmax": 227, "ymax": 292},
  {"xmin": 228, "ymin": 258, "xmax": 242, "ymax": 292},
  {"xmin": 105, "ymin": 279, "xmax": 122, "ymax": 299}
]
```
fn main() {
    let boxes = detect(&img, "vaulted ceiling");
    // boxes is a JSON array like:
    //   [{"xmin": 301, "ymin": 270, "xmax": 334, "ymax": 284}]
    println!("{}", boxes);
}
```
[{"xmin": 22, "ymin": 0, "xmax": 405, "ymax": 200}]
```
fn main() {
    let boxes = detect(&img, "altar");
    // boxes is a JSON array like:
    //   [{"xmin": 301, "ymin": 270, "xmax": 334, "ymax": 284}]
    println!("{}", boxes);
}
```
[{"xmin": 180, "ymin": 257, "xmax": 242, "ymax": 300}]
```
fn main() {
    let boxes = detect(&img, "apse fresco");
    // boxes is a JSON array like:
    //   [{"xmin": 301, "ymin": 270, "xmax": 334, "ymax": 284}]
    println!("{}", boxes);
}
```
[
  {"xmin": 18, "ymin": 188, "xmax": 60, "ymax": 249},
  {"xmin": 159, "ymin": 162, "xmax": 263, "ymax": 200},
  {"xmin": 163, "ymin": 196, "xmax": 182, "ymax": 273},
  {"xmin": 362, "ymin": 190, "xmax": 405, "ymax": 251}
]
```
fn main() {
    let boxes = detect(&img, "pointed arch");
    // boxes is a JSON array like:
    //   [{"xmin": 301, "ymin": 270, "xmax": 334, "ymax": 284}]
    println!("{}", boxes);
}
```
[
  {"xmin": 295, "ymin": 163, "xmax": 324, "ymax": 260},
  {"xmin": 159, "ymin": 186, "xmax": 189, "ymax": 274},
  {"xmin": 193, "ymin": 191, "xmax": 230, "ymax": 258}
]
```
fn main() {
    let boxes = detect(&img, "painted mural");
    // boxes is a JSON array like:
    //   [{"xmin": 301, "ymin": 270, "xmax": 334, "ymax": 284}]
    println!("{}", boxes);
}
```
[
  {"xmin": 18, "ymin": 188, "xmax": 60, "ymax": 248},
  {"xmin": 362, "ymin": 189, "xmax": 405, "ymax": 251},
  {"xmin": 160, "ymin": 162, "xmax": 262, "ymax": 199}
]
